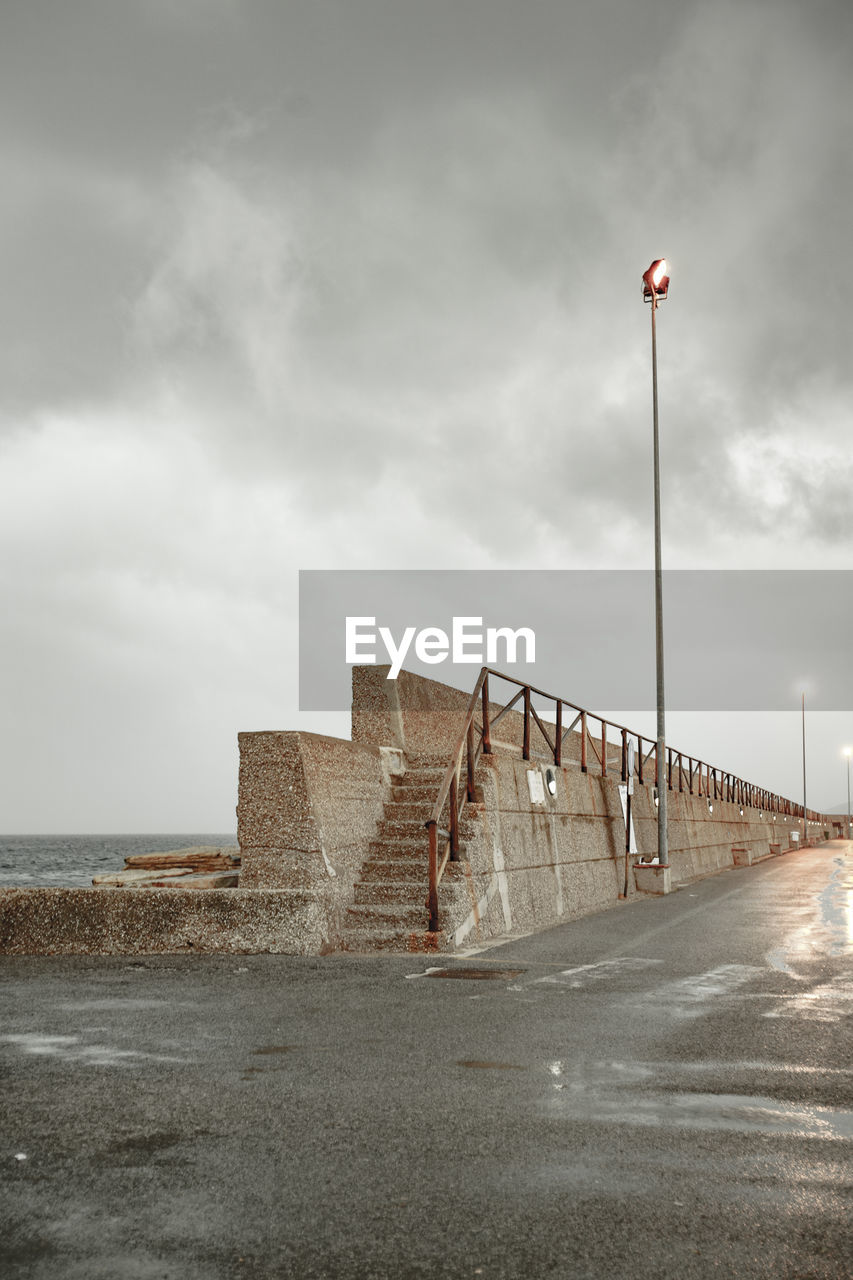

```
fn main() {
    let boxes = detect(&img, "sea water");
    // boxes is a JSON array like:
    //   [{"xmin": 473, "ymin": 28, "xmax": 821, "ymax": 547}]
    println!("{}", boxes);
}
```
[{"xmin": 0, "ymin": 834, "xmax": 238, "ymax": 888}]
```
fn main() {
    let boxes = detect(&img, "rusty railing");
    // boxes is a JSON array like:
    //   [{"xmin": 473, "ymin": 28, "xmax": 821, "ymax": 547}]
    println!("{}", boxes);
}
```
[{"xmin": 423, "ymin": 667, "xmax": 827, "ymax": 932}]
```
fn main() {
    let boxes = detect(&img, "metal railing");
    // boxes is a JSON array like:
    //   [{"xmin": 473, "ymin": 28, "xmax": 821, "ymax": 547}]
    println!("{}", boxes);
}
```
[{"xmin": 423, "ymin": 667, "xmax": 828, "ymax": 932}]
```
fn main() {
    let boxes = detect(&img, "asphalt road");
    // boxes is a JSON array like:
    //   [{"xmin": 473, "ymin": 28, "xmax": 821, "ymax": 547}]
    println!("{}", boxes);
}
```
[{"xmin": 2, "ymin": 842, "xmax": 851, "ymax": 1279}]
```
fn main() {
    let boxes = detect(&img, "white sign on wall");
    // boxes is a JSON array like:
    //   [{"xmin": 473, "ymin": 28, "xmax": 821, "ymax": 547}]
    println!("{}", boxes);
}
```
[
  {"xmin": 527, "ymin": 769, "xmax": 546, "ymax": 805},
  {"xmin": 618, "ymin": 784, "xmax": 638, "ymax": 854}
]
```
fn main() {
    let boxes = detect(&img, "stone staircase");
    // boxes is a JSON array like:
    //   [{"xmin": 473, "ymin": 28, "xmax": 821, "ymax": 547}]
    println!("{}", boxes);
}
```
[{"xmin": 341, "ymin": 755, "xmax": 471, "ymax": 952}]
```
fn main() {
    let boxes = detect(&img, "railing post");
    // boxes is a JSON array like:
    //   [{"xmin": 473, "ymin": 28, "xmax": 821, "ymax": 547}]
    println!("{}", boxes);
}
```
[
  {"xmin": 638, "ymin": 736, "xmax": 644, "ymax": 785},
  {"xmin": 667, "ymin": 747, "xmax": 673, "ymax": 789},
  {"xmin": 449, "ymin": 773, "xmax": 459, "ymax": 859},
  {"xmin": 621, "ymin": 728, "xmax": 628, "ymax": 782},
  {"xmin": 466, "ymin": 720, "xmax": 476, "ymax": 801},
  {"xmin": 481, "ymin": 673, "xmax": 492, "ymax": 755},
  {"xmin": 601, "ymin": 720, "xmax": 607, "ymax": 777},
  {"xmin": 523, "ymin": 685, "xmax": 531, "ymax": 761},
  {"xmin": 581, "ymin": 711, "xmax": 588, "ymax": 773},
  {"xmin": 427, "ymin": 821, "xmax": 439, "ymax": 932},
  {"xmin": 555, "ymin": 701, "xmax": 562, "ymax": 767}
]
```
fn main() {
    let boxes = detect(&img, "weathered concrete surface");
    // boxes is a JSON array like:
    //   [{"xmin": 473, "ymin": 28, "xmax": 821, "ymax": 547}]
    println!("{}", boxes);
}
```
[
  {"xmin": 432, "ymin": 747, "xmax": 825, "ymax": 951},
  {"xmin": 351, "ymin": 664, "xmax": 589, "ymax": 762},
  {"xmin": 237, "ymin": 731, "xmax": 391, "ymax": 884},
  {"xmin": 235, "ymin": 729, "xmax": 396, "ymax": 947},
  {"xmin": 0, "ymin": 888, "xmax": 334, "ymax": 955},
  {"xmin": 1, "ymin": 843, "xmax": 850, "ymax": 1279}
]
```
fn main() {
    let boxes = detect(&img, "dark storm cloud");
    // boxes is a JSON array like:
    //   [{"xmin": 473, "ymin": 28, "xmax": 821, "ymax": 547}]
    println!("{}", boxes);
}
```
[{"xmin": 1, "ymin": 0, "xmax": 851, "ymax": 827}]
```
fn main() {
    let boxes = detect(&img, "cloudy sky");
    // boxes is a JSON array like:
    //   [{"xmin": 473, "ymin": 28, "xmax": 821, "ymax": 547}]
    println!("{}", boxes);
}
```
[{"xmin": 1, "ymin": 0, "xmax": 851, "ymax": 832}]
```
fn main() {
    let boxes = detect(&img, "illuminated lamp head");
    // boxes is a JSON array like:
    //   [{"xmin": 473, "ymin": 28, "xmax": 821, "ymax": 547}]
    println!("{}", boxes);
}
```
[{"xmin": 642, "ymin": 257, "xmax": 670, "ymax": 305}]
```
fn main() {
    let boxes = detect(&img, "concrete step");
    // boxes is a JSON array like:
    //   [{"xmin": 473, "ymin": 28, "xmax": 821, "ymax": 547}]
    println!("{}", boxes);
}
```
[
  {"xmin": 359, "ymin": 859, "xmax": 425, "ymax": 883},
  {"xmin": 345, "ymin": 902, "xmax": 426, "ymax": 929},
  {"xmin": 391, "ymin": 783, "xmax": 442, "ymax": 802},
  {"xmin": 391, "ymin": 768, "xmax": 445, "ymax": 786},
  {"xmin": 376, "ymin": 818, "xmax": 429, "ymax": 841},
  {"xmin": 394, "ymin": 764, "xmax": 445, "ymax": 777},
  {"xmin": 367, "ymin": 838, "xmax": 424, "ymax": 859},
  {"xmin": 377, "ymin": 815, "xmax": 476, "ymax": 840},
  {"xmin": 353, "ymin": 881, "xmax": 427, "ymax": 907},
  {"xmin": 379, "ymin": 819, "xmax": 434, "ymax": 839},
  {"xmin": 379, "ymin": 798, "xmax": 432, "ymax": 819},
  {"xmin": 368, "ymin": 838, "xmax": 471, "ymax": 864},
  {"xmin": 339, "ymin": 929, "xmax": 444, "ymax": 954}
]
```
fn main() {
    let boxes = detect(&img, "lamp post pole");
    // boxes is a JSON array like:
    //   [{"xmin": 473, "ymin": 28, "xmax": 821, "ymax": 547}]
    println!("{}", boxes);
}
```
[
  {"xmin": 801, "ymin": 692, "xmax": 807, "ymax": 847},
  {"xmin": 651, "ymin": 295, "xmax": 667, "ymax": 867},
  {"xmin": 643, "ymin": 259, "xmax": 670, "ymax": 867}
]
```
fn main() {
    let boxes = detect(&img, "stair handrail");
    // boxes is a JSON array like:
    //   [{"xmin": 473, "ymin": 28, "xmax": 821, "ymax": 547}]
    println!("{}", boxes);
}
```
[{"xmin": 424, "ymin": 667, "xmax": 491, "ymax": 931}]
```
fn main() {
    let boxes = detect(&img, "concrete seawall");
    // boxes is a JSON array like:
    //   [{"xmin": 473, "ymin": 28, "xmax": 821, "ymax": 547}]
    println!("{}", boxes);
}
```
[
  {"xmin": 0, "ymin": 667, "xmax": 836, "ymax": 955},
  {"xmin": 0, "ymin": 888, "xmax": 335, "ymax": 956},
  {"xmin": 439, "ymin": 749, "xmax": 820, "ymax": 951}
]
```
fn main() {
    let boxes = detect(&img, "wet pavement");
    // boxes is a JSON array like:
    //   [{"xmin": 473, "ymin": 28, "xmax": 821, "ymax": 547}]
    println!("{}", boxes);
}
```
[{"xmin": 1, "ymin": 842, "xmax": 851, "ymax": 1279}]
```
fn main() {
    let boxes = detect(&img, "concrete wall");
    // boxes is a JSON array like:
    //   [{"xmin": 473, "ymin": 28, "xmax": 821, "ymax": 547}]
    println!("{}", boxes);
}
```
[
  {"xmin": 348, "ymin": 666, "xmax": 828, "ymax": 951},
  {"xmin": 351, "ymin": 664, "xmax": 587, "ymax": 763},
  {"xmin": 352, "ymin": 664, "xmax": 474, "ymax": 756},
  {"xmin": 235, "ymin": 729, "xmax": 400, "ymax": 948},
  {"xmin": 434, "ymin": 749, "xmax": 821, "ymax": 951},
  {"xmin": 0, "ymin": 888, "xmax": 333, "ymax": 955}
]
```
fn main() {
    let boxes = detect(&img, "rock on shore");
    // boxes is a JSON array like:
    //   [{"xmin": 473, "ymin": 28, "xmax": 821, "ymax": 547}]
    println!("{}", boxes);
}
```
[{"xmin": 92, "ymin": 846, "xmax": 240, "ymax": 889}]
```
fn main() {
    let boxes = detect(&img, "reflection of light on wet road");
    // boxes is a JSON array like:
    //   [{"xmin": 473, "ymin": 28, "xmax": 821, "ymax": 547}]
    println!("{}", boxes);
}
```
[
  {"xmin": 543, "ymin": 1060, "xmax": 853, "ymax": 1139},
  {"xmin": 552, "ymin": 1088, "xmax": 853, "ymax": 1139},
  {"xmin": 766, "ymin": 852, "xmax": 853, "ymax": 975},
  {"xmin": 634, "ymin": 964, "xmax": 764, "ymax": 1018},
  {"xmin": 818, "ymin": 863, "xmax": 853, "ymax": 952},
  {"xmin": 0, "ymin": 1033, "xmax": 185, "ymax": 1066},
  {"xmin": 764, "ymin": 975, "xmax": 853, "ymax": 1023},
  {"xmin": 533, "ymin": 958, "xmax": 663, "ymax": 988}
]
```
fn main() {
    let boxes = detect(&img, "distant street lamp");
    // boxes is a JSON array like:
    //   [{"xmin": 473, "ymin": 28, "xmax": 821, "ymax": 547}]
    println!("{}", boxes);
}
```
[
  {"xmin": 844, "ymin": 747, "xmax": 851, "ymax": 839},
  {"xmin": 643, "ymin": 258, "xmax": 670, "ymax": 866}
]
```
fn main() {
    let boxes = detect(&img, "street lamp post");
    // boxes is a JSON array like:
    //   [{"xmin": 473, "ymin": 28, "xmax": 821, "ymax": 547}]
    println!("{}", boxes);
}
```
[
  {"xmin": 802, "ymin": 692, "xmax": 807, "ymax": 847},
  {"xmin": 643, "ymin": 258, "xmax": 670, "ymax": 866},
  {"xmin": 844, "ymin": 747, "xmax": 851, "ymax": 840}
]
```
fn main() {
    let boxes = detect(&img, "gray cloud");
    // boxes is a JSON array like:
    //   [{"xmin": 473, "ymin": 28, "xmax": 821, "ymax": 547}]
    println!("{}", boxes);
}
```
[{"xmin": 0, "ymin": 0, "xmax": 851, "ymax": 829}]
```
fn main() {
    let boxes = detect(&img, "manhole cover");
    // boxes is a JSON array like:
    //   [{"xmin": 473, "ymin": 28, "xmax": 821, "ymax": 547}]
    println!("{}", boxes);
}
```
[{"xmin": 428, "ymin": 967, "xmax": 525, "ymax": 981}]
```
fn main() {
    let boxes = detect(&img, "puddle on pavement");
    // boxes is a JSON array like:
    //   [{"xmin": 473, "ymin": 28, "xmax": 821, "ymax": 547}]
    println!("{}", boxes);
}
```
[
  {"xmin": 58, "ymin": 999, "xmax": 175, "ymax": 1011},
  {"xmin": 544, "ymin": 1060, "xmax": 853, "ymax": 1139},
  {"xmin": 534, "ymin": 958, "xmax": 663, "ymax": 989},
  {"xmin": 106, "ymin": 1130, "xmax": 184, "ymax": 1155},
  {"xmin": 766, "ymin": 860, "xmax": 853, "ymax": 974},
  {"xmin": 764, "ymin": 974, "xmax": 853, "ymax": 1023},
  {"xmin": 429, "ymin": 968, "xmax": 526, "ymax": 981},
  {"xmin": 457, "ymin": 1060, "xmax": 527, "ymax": 1071},
  {"xmin": 560, "ymin": 1090, "xmax": 853, "ymax": 1139},
  {"xmin": 634, "ymin": 964, "xmax": 765, "ymax": 1018},
  {"xmin": 0, "ymin": 1033, "xmax": 185, "ymax": 1066}
]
